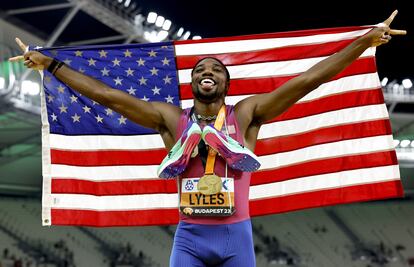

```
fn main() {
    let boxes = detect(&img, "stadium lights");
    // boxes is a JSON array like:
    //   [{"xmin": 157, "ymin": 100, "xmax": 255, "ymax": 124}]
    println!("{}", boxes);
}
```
[
  {"xmin": 381, "ymin": 77, "xmax": 388, "ymax": 87},
  {"xmin": 192, "ymin": 36, "xmax": 202, "ymax": 40},
  {"xmin": 176, "ymin": 27, "xmax": 184, "ymax": 37},
  {"xmin": 182, "ymin": 31, "xmax": 191, "ymax": 40},
  {"xmin": 147, "ymin": 12, "xmax": 157, "ymax": 24},
  {"xmin": 21, "ymin": 80, "xmax": 40, "ymax": 96},
  {"xmin": 402, "ymin": 78, "xmax": 413, "ymax": 89},
  {"xmin": 155, "ymin": 16, "xmax": 165, "ymax": 27},
  {"xmin": 162, "ymin": 19, "xmax": 172, "ymax": 31},
  {"xmin": 400, "ymin": 140, "xmax": 411, "ymax": 148},
  {"xmin": 124, "ymin": 0, "xmax": 131, "ymax": 7}
]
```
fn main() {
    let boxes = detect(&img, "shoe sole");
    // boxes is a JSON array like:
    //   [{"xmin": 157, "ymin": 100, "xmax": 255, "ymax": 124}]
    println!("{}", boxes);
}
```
[
  {"xmin": 158, "ymin": 131, "xmax": 201, "ymax": 178},
  {"xmin": 203, "ymin": 128, "xmax": 260, "ymax": 172}
]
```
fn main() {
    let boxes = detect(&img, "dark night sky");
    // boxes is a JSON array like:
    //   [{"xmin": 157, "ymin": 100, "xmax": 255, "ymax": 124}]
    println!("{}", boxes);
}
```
[
  {"xmin": 138, "ymin": 0, "xmax": 412, "ymax": 81},
  {"xmin": 1, "ymin": 0, "xmax": 412, "ymax": 81}
]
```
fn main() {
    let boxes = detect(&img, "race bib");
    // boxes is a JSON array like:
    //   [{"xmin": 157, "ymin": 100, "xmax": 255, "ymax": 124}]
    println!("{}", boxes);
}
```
[{"xmin": 179, "ymin": 177, "xmax": 236, "ymax": 216}]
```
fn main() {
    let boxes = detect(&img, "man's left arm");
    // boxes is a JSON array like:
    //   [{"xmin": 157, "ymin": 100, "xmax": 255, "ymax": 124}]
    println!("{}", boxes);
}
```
[{"xmin": 240, "ymin": 10, "xmax": 406, "ymax": 125}]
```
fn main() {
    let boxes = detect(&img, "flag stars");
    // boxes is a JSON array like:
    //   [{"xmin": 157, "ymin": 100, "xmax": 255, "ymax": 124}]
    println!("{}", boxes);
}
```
[
  {"xmin": 59, "ymin": 103, "xmax": 68, "ymax": 113},
  {"xmin": 112, "ymin": 58, "xmax": 121, "ymax": 66},
  {"xmin": 163, "ymin": 75, "xmax": 172, "ymax": 84},
  {"xmin": 105, "ymin": 108, "xmax": 113, "ymax": 116},
  {"xmin": 75, "ymin": 50, "xmax": 83, "ymax": 57},
  {"xmin": 99, "ymin": 50, "xmax": 108, "ymax": 58},
  {"xmin": 71, "ymin": 113, "xmax": 81, "ymax": 123},
  {"xmin": 123, "ymin": 49, "xmax": 132, "ymax": 57},
  {"xmin": 162, "ymin": 57, "xmax": 170, "ymax": 65},
  {"xmin": 136, "ymin": 58, "xmax": 145, "ymax": 66},
  {"xmin": 44, "ymin": 76, "xmax": 52, "ymax": 83},
  {"xmin": 139, "ymin": 76, "xmax": 148, "ymax": 85},
  {"xmin": 141, "ymin": 95, "xmax": 149, "ymax": 101},
  {"xmin": 148, "ymin": 50, "xmax": 157, "ymax": 57},
  {"xmin": 95, "ymin": 115, "xmax": 104, "ymax": 123},
  {"xmin": 78, "ymin": 68, "xmax": 85, "ymax": 73},
  {"xmin": 114, "ymin": 76, "xmax": 123, "ymax": 86},
  {"xmin": 165, "ymin": 95, "xmax": 174, "ymax": 103},
  {"xmin": 127, "ymin": 86, "xmax": 136, "ymax": 95},
  {"xmin": 152, "ymin": 86, "xmax": 161, "ymax": 95},
  {"xmin": 47, "ymin": 95, "xmax": 55, "ymax": 103},
  {"xmin": 118, "ymin": 116, "xmax": 127, "ymax": 125},
  {"xmin": 82, "ymin": 105, "xmax": 91, "ymax": 113},
  {"xmin": 50, "ymin": 113, "xmax": 57, "ymax": 121},
  {"xmin": 92, "ymin": 100, "xmax": 99, "ymax": 106},
  {"xmin": 57, "ymin": 85, "xmax": 65, "ymax": 93},
  {"xmin": 88, "ymin": 58, "xmax": 97, "ymax": 66},
  {"xmin": 150, "ymin": 67, "xmax": 159, "ymax": 76},
  {"xmin": 125, "ymin": 68, "xmax": 134, "ymax": 76},
  {"xmin": 101, "ymin": 67, "xmax": 110, "ymax": 76},
  {"xmin": 63, "ymin": 58, "xmax": 72, "ymax": 65},
  {"xmin": 70, "ymin": 95, "xmax": 78, "ymax": 103}
]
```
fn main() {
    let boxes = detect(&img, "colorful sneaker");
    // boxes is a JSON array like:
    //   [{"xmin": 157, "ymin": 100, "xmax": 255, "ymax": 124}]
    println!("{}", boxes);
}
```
[
  {"xmin": 202, "ymin": 125, "xmax": 261, "ymax": 172},
  {"xmin": 157, "ymin": 122, "xmax": 202, "ymax": 178}
]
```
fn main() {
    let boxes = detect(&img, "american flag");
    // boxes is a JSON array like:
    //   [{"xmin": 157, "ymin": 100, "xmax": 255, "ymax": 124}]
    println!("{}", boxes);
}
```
[{"xmin": 40, "ymin": 26, "xmax": 403, "ymax": 227}]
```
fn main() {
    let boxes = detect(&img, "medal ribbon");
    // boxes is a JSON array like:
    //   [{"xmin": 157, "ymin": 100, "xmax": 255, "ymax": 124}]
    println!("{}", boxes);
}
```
[{"xmin": 204, "ymin": 105, "xmax": 226, "ymax": 175}]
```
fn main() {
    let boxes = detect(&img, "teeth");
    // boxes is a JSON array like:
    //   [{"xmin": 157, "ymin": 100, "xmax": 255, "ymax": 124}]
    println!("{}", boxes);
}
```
[{"xmin": 200, "ymin": 78, "xmax": 215, "ymax": 85}]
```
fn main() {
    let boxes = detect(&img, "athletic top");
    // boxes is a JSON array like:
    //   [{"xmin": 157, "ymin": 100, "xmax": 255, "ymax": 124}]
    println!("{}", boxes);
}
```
[{"xmin": 176, "ymin": 105, "xmax": 251, "ymax": 225}]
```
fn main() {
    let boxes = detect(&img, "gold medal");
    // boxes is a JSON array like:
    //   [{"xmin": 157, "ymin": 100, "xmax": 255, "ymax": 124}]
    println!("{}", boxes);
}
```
[{"xmin": 197, "ymin": 174, "xmax": 222, "ymax": 195}]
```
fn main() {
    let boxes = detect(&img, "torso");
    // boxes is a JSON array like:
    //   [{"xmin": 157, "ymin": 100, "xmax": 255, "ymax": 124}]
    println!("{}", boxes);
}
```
[{"xmin": 175, "ymin": 105, "xmax": 252, "ymax": 225}]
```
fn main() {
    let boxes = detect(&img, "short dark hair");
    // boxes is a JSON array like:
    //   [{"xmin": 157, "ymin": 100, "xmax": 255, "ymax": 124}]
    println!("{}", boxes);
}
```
[{"xmin": 191, "ymin": 57, "xmax": 230, "ymax": 82}]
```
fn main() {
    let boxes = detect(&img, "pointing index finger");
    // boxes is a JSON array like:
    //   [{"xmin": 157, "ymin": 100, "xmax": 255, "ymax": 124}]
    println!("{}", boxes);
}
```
[
  {"xmin": 15, "ymin": 38, "xmax": 28, "ymax": 53},
  {"xmin": 383, "ymin": 10, "xmax": 398, "ymax": 26}
]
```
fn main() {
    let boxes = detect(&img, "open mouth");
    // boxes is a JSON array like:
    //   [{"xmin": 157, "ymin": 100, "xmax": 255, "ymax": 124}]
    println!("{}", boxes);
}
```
[{"xmin": 199, "ymin": 78, "xmax": 216, "ymax": 90}]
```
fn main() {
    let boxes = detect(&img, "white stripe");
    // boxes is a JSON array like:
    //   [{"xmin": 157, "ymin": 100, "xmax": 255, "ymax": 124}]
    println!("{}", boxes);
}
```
[
  {"xmin": 175, "ymin": 29, "xmax": 371, "ymax": 56},
  {"xmin": 50, "ymin": 134, "xmax": 165, "ymax": 150},
  {"xmin": 49, "ymin": 193, "xmax": 178, "ymax": 210},
  {"xmin": 47, "ymin": 165, "xmax": 399, "ymax": 211},
  {"xmin": 50, "ymin": 135, "xmax": 393, "ymax": 181},
  {"xmin": 49, "ymin": 104, "xmax": 388, "ymax": 152},
  {"xmin": 51, "ymin": 164, "xmax": 158, "ymax": 180},
  {"xmin": 259, "ymin": 135, "xmax": 394, "ymax": 169},
  {"xmin": 178, "ymin": 48, "xmax": 375, "ymax": 84},
  {"xmin": 249, "ymin": 165, "xmax": 400, "ymax": 200},
  {"xmin": 259, "ymin": 104, "xmax": 389, "ymax": 138},
  {"xmin": 180, "ymin": 73, "xmax": 380, "ymax": 108}
]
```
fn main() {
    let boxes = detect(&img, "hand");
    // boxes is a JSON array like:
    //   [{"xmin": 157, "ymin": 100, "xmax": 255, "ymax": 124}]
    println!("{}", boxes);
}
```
[
  {"xmin": 8, "ymin": 38, "xmax": 52, "ymax": 70},
  {"xmin": 366, "ymin": 10, "xmax": 407, "ymax": 47}
]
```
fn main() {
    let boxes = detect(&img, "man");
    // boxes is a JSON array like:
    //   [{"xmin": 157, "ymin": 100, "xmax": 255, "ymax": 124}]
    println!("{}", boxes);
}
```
[{"xmin": 10, "ymin": 10, "xmax": 405, "ymax": 267}]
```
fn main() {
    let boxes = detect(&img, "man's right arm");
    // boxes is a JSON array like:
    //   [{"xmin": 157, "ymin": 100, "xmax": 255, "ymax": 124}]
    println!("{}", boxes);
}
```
[{"xmin": 9, "ymin": 40, "xmax": 182, "ymax": 142}]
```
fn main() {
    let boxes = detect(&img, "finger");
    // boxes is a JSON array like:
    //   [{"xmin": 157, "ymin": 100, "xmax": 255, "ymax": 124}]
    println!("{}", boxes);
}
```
[
  {"xmin": 389, "ymin": 29, "xmax": 407, "ymax": 35},
  {"xmin": 24, "ymin": 60, "xmax": 32, "ymax": 67},
  {"xmin": 8, "ymin": 55, "xmax": 24, "ymax": 62},
  {"xmin": 383, "ymin": 10, "xmax": 398, "ymax": 26},
  {"xmin": 15, "ymin": 37, "xmax": 28, "ymax": 53}
]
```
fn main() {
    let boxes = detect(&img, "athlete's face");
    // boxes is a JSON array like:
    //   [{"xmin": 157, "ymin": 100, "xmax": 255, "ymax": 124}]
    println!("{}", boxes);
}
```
[{"xmin": 191, "ymin": 58, "xmax": 229, "ymax": 103}]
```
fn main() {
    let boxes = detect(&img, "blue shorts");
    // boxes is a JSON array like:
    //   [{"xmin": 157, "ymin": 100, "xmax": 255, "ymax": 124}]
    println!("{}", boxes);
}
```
[{"xmin": 170, "ymin": 219, "xmax": 255, "ymax": 267}]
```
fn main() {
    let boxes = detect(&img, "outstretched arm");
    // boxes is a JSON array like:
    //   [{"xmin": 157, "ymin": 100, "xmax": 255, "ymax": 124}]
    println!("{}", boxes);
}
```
[
  {"xmin": 237, "ymin": 10, "xmax": 406, "ymax": 126},
  {"xmin": 9, "ymin": 39, "xmax": 182, "ymax": 141}
]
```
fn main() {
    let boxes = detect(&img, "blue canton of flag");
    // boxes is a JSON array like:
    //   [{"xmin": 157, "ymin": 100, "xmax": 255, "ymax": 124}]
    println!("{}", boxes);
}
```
[
  {"xmin": 38, "ymin": 42, "xmax": 179, "ymax": 135},
  {"xmin": 184, "ymin": 180, "xmax": 194, "ymax": 191}
]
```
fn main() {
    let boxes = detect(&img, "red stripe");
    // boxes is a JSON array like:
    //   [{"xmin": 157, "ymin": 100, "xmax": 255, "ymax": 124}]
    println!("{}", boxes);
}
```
[
  {"xmin": 249, "ymin": 180, "xmax": 404, "ymax": 217},
  {"xmin": 271, "ymin": 89, "xmax": 384, "ymax": 123},
  {"xmin": 251, "ymin": 152, "xmax": 398, "ymax": 185},
  {"xmin": 50, "ymin": 180, "xmax": 402, "ymax": 227},
  {"xmin": 51, "ymin": 148, "xmax": 167, "ymax": 166},
  {"xmin": 52, "ymin": 178, "xmax": 177, "ymax": 195},
  {"xmin": 175, "ymin": 26, "xmax": 371, "ymax": 45},
  {"xmin": 51, "ymin": 152, "xmax": 397, "ymax": 196},
  {"xmin": 51, "ymin": 208, "xmax": 179, "ymax": 226},
  {"xmin": 255, "ymin": 119, "xmax": 392, "ymax": 155},
  {"xmin": 176, "ymin": 39, "xmax": 355, "ymax": 69},
  {"xmin": 179, "ymin": 57, "xmax": 377, "ymax": 99}
]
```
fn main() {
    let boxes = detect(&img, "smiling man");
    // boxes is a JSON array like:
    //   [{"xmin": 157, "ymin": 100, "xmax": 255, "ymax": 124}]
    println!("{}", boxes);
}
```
[{"xmin": 9, "ymin": 10, "xmax": 406, "ymax": 267}]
